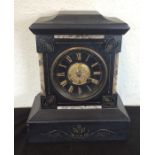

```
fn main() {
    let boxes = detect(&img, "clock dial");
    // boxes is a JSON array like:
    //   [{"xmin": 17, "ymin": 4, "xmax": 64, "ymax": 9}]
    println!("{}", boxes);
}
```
[
  {"xmin": 67, "ymin": 63, "xmax": 91, "ymax": 85},
  {"xmin": 50, "ymin": 47, "xmax": 108, "ymax": 101}
]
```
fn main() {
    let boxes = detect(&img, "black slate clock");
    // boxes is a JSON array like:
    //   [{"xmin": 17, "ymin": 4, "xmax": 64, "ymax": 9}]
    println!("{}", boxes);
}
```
[{"xmin": 27, "ymin": 11, "xmax": 131, "ymax": 143}]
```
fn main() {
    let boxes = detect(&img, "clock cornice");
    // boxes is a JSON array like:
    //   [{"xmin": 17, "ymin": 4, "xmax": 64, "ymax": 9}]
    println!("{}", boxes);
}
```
[{"xmin": 30, "ymin": 11, "xmax": 130, "ymax": 35}]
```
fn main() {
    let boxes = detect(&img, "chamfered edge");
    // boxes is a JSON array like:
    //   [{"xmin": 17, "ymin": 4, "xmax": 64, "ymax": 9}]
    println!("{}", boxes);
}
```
[{"xmin": 29, "ymin": 12, "xmax": 130, "ymax": 35}]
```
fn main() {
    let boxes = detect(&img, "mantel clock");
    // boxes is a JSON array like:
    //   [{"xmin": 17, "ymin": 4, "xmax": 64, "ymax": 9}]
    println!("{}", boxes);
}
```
[{"xmin": 27, "ymin": 11, "xmax": 130, "ymax": 142}]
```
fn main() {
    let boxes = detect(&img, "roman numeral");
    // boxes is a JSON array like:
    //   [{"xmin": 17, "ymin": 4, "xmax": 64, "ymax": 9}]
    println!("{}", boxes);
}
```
[
  {"xmin": 78, "ymin": 86, "xmax": 82, "ymax": 95},
  {"xmin": 60, "ymin": 80, "xmax": 67, "ymax": 87},
  {"xmin": 76, "ymin": 52, "xmax": 81, "ymax": 61},
  {"xmin": 56, "ymin": 72, "xmax": 65, "ymax": 77},
  {"xmin": 68, "ymin": 85, "xmax": 74, "ymax": 93},
  {"xmin": 58, "ymin": 64, "xmax": 67, "ymax": 68},
  {"xmin": 66, "ymin": 55, "xmax": 72, "ymax": 63},
  {"xmin": 85, "ymin": 54, "xmax": 90, "ymax": 62},
  {"xmin": 89, "ymin": 78, "xmax": 99, "ymax": 85},
  {"xmin": 93, "ymin": 71, "xmax": 101, "ymax": 75},
  {"xmin": 86, "ymin": 85, "xmax": 92, "ymax": 91},
  {"xmin": 91, "ymin": 62, "xmax": 99, "ymax": 68}
]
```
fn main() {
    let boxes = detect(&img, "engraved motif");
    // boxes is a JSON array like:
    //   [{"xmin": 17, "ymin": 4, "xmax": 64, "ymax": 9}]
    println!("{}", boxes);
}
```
[
  {"xmin": 71, "ymin": 125, "xmax": 88, "ymax": 138},
  {"xmin": 67, "ymin": 63, "xmax": 91, "ymax": 85},
  {"xmin": 105, "ymin": 38, "xmax": 116, "ymax": 52},
  {"xmin": 40, "ymin": 124, "xmax": 116, "ymax": 140},
  {"xmin": 90, "ymin": 129, "xmax": 115, "ymax": 138},
  {"xmin": 36, "ymin": 36, "xmax": 53, "ymax": 53}
]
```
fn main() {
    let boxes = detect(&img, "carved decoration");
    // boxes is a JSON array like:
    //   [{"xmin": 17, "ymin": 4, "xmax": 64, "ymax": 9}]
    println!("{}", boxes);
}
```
[
  {"xmin": 36, "ymin": 35, "xmax": 53, "ymax": 53},
  {"xmin": 40, "ymin": 124, "xmax": 116, "ymax": 140}
]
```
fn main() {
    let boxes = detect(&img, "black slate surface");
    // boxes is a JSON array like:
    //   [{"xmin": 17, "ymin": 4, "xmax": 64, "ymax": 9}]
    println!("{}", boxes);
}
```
[
  {"xmin": 30, "ymin": 11, "xmax": 129, "ymax": 34},
  {"xmin": 14, "ymin": 106, "xmax": 140, "ymax": 155}
]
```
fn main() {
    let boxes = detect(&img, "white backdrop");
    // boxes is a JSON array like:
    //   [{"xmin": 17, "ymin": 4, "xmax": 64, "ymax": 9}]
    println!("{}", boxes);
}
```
[{"xmin": 14, "ymin": 0, "xmax": 140, "ymax": 107}]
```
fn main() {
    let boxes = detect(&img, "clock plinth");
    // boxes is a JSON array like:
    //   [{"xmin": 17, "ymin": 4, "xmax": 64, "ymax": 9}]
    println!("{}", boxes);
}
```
[
  {"xmin": 27, "ymin": 11, "xmax": 130, "ymax": 142},
  {"xmin": 27, "ymin": 94, "xmax": 130, "ymax": 142}
]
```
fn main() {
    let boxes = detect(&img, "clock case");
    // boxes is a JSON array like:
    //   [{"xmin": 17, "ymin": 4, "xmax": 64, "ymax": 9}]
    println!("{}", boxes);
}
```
[{"xmin": 27, "ymin": 11, "xmax": 130, "ymax": 142}]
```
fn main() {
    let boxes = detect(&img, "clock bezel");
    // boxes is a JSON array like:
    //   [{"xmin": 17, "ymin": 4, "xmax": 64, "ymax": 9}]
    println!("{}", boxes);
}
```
[{"xmin": 50, "ymin": 46, "xmax": 108, "ymax": 101}]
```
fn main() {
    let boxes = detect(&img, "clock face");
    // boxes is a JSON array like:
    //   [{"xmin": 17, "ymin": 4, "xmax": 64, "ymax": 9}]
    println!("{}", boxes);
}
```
[{"xmin": 50, "ymin": 47, "xmax": 108, "ymax": 101}]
